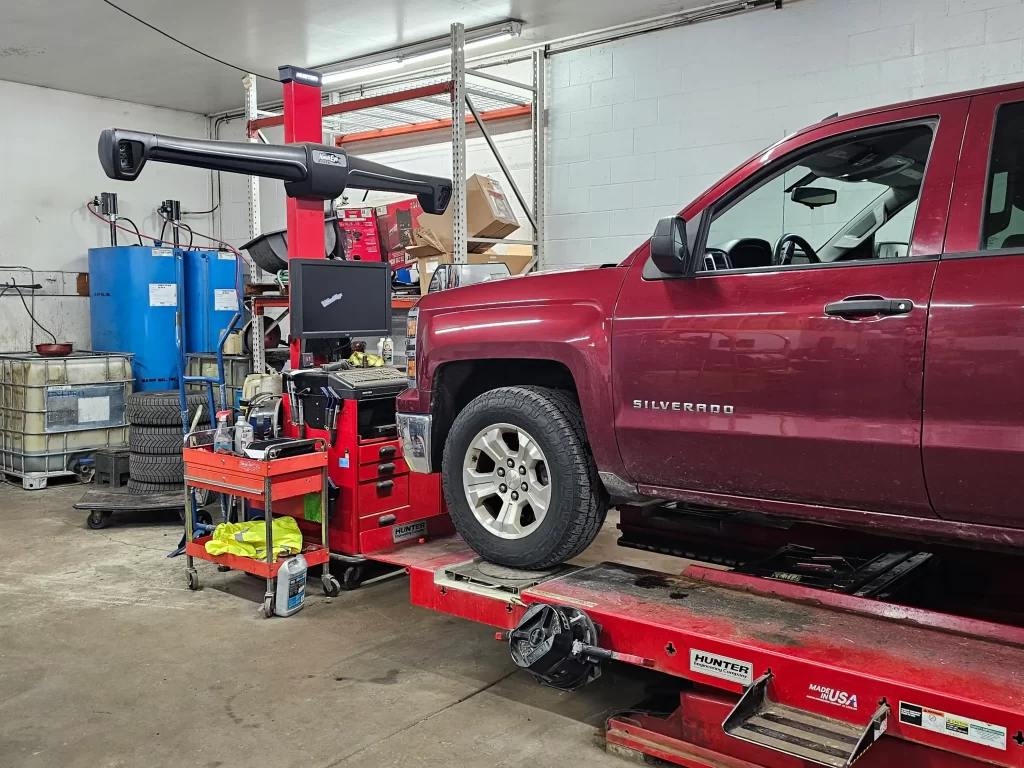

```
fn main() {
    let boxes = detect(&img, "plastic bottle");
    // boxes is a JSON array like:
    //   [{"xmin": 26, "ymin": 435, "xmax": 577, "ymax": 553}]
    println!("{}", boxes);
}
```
[
  {"xmin": 274, "ymin": 554, "xmax": 308, "ymax": 617},
  {"xmin": 213, "ymin": 411, "xmax": 234, "ymax": 455},
  {"xmin": 234, "ymin": 413, "xmax": 254, "ymax": 456},
  {"xmin": 381, "ymin": 336, "xmax": 394, "ymax": 365}
]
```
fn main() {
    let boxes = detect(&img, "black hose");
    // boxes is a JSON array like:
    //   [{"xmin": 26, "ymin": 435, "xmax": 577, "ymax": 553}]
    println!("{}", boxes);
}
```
[
  {"xmin": 7, "ymin": 283, "xmax": 57, "ymax": 344},
  {"xmin": 119, "ymin": 217, "xmax": 145, "ymax": 246},
  {"xmin": 183, "ymin": 204, "xmax": 219, "ymax": 216}
]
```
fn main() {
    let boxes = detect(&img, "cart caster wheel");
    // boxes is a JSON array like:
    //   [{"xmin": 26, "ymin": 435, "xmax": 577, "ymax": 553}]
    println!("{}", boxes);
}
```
[
  {"xmin": 86, "ymin": 511, "xmax": 111, "ymax": 530},
  {"xmin": 262, "ymin": 595, "xmax": 275, "ymax": 618},
  {"xmin": 322, "ymin": 575, "xmax": 342, "ymax": 597},
  {"xmin": 341, "ymin": 566, "xmax": 364, "ymax": 591},
  {"xmin": 187, "ymin": 570, "xmax": 200, "ymax": 591}
]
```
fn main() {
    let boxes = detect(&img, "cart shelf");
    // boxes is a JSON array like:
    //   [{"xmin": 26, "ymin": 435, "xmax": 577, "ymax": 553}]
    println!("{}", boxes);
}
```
[
  {"xmin": 185, "ymin": 537, "xmax": 330, "ymax": 578},
  {"xmin": 182, "ymin": 436, "xmax": 340, "ymax": 613}
]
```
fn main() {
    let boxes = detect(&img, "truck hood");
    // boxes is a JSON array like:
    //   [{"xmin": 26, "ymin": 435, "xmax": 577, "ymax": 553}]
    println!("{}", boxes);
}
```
[{"xmin": 416, "ymin": 263, "xmax": 627, "ymax": 313}]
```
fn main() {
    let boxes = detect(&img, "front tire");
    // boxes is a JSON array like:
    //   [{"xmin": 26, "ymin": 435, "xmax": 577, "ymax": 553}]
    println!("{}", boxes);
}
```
[{"xmin": 442, "ymin": 386, "xmax": 606, "ymax": 569}]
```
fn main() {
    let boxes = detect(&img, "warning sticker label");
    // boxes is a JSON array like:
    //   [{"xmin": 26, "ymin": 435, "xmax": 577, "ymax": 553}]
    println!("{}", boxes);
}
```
[
  {"xmin": 149, "ymin": 283, "xmax": 177, "ymax": 307},
  {"xmin": 899, "ymin": 702, "xmax": 1006, "ymax": 751},
  {"xmin": 214, "ymin": 289, "xmax": 237, "ymax": 312}
]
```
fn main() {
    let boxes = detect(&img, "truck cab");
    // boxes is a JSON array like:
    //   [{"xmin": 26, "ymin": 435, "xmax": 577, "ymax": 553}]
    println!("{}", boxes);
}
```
[{"xmin": 398, "ymin": 81, "xmax": 1024, "ymax": 569}]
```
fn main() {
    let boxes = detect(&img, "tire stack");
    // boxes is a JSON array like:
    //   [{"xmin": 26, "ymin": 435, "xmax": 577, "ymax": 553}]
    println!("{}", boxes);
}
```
[{"xmin": 126, "ymin": 391, "xmax": 209, "ymax": 494}]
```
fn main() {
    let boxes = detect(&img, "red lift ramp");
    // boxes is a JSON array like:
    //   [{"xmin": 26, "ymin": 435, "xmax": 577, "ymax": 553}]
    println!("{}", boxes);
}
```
[{"xmin": 377, "ymin": 537, "xmax": 1024, "ymax": 768}]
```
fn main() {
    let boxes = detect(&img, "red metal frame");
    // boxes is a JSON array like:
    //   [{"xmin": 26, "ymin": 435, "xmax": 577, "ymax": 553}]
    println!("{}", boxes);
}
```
[
  {"xmin": 374, "ymin": 535, "xmax": 1024, "ymax": 768},
  {"xmin": 249, "ymin": 82, "xmax": 454, "ymax": 132},
  {"xmin": 334, "ymin": 104, "xmax": 531, "ymax": 146},
  {"xmin": 281, "ymin": 74, "xmax": 325, "ymax": 370}
]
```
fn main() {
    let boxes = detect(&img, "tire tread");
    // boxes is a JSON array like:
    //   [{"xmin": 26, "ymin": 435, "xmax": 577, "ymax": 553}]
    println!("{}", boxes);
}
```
[
  {"xmin": 126, "ymin": 391, "xmax": 211, "ymax": 427},
  {"xmin": 129, "ymin": 452, "xmax": 185, "ymax": 483}
]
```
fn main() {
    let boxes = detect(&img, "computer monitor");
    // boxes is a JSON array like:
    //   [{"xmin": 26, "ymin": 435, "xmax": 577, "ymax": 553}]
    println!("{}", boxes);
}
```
[{"xmin": 290, "ymin": 259, "xmax": 392, "ymax": 338}]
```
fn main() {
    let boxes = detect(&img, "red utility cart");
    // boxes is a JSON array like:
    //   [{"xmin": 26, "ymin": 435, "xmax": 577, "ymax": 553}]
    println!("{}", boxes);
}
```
[{"xmin": 182, "ymin": 435, "xmax": 337, "ymax": 616}]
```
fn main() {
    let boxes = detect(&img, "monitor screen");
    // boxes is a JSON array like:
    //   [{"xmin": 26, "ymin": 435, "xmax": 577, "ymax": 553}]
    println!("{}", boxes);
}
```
[{"xmin": 290, "ymin": 259, "xmax": 392, "ymax": 338}]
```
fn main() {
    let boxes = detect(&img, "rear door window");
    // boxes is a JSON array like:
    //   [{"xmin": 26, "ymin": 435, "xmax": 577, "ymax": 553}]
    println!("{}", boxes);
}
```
[{"xmin": 982, "ymin": 101, "xmax": 1024, "ymax": 250}]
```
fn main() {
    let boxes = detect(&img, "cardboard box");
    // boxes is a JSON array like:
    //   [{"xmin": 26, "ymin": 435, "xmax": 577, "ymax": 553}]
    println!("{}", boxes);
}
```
[
  {"xmin": 375, "ymin": 199, "xmax": 423, "ymax": 267},
  {"xmin": 337, "ymin": 207, "xmax": 382, "ymax": 261},
  {"xmin": 470, "ymin": 246, "xmax": 534, "ymax": 277},
  {"xmin": 406, "ymin": 228, "xmax": 447, "ymax": 260},
  {"xmin": 417, "ymin": 246, "xmax": 535, "ymax": 296},
  {"xmin": 416, "ymin": 174, "xmax": 520, "ymax": 253}
]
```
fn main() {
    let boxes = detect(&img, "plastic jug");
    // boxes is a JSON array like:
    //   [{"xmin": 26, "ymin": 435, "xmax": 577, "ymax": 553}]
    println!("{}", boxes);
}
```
[
  {"xmin": 234, "ymin": 414, "xmax": 254, "ymax": 455},
  {"xmin": 274, "ymin": 554, "xmax": 308, "ymax": 617}
]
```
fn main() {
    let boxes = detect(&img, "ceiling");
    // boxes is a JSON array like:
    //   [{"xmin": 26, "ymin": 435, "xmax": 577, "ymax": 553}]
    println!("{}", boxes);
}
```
[{"xmin": 0, "ymin": 0, "xmax": 714, "ymax": 115}]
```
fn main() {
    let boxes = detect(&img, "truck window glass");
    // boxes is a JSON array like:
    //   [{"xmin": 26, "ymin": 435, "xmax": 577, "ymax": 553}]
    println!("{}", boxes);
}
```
[
  {"xmin": 983, "ymin": 101, "xmax": 1024, "ymax": 250},
  {"xmin": 701, "ymin": 124, "xmax": 934, "ymax": 272}
]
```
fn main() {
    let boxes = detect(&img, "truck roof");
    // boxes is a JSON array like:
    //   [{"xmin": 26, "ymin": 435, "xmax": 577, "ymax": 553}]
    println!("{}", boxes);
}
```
[{"xmin": 816, "ymin": 78, "xmax": 1023, "ymax": 131}]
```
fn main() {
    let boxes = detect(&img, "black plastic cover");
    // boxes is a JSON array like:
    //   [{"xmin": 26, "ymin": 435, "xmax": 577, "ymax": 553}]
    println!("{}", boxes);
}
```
[{"xmin": 97, "ymin": 129, "xmax": 452, "ymax": 213}]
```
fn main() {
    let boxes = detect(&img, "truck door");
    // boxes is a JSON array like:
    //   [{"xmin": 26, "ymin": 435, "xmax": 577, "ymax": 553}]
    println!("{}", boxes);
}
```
[
  {"xmin": 612, "ymin": 100, "xmax": 967, "ymax": 517},
  {"xmin": 923, "ymin": 88, "xmax": 1024, "ymax": 528}
]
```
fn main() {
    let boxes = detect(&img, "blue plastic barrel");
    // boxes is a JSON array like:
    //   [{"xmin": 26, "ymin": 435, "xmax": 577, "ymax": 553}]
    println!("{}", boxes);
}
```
[
  {"xmin": 183, "ymin": 249, "xmax": 240, "ymax": 353},
  {"xmin": 88, "ymin": 246, "xmax": 180, "ymax": 391},
  {"xmin": 88, "ymin": 246, "xmax": 241, "ymax": 391}
]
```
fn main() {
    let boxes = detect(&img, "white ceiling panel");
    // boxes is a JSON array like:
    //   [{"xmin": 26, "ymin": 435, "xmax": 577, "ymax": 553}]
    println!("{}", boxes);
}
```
[{"xmin": 0, "ymin": 0, "xmax": 717, "ymax": 114}]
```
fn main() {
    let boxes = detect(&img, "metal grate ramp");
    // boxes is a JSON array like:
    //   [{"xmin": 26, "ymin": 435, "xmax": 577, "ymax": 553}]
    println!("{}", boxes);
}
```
[{"xmin": 724, "ymin": 674, "xmax": 888, "ymax": 767}]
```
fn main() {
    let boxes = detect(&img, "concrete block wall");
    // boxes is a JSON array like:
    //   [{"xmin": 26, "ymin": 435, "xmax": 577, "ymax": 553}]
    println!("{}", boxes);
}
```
[
  {"xmin": 545, "ymin": 0, "xmax": 1024, "ymax": 268},
  {"xmin": 0, "ymin": 79, "xmax": 210, "ymax": 351}
]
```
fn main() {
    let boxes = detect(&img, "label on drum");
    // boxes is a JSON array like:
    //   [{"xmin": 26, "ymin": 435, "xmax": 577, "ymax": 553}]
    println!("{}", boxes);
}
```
[
  {"xmin": 149, "ymin": 283, "xmax": 177, "ymax": 307},
  {"xmin": 214, "ymin": 289, "xmax": 237, "ymax": 312}
]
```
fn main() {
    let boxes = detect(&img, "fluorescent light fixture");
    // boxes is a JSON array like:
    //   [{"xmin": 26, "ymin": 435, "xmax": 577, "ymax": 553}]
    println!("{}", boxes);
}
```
[
  {"xmin": 402, "ymin": 32, "xmax": 515, "ymax": 65},
  {"xmin": 318, "ymin": 21, "xmax": 521, "ymax": 84},
  {"xmin": 322, "ymin": 60, "xmax": 403, "ymax": 84}
]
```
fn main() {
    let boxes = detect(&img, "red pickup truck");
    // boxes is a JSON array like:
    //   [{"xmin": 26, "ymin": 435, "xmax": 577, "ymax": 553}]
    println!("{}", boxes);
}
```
[{"xmin": 398, "ymin": 81, "xmax": 1024, "ymax": 569}]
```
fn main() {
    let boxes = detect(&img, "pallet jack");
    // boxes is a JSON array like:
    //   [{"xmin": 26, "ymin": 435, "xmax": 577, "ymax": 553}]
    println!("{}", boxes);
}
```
[{"xmin": 98, "ymin": 65, "xmax": 1024, "ymax": 767}]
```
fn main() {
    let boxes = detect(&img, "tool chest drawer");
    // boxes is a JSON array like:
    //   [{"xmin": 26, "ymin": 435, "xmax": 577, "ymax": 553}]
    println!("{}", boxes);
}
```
[
  {"xmin": 358, "ymin": 457, "xmax": 408, "ymax": 481},
  {"xmin": 356, "ymin": 474, "xmax": 409, "ymax": 516},
  {"xmin": 359, "ymin": 440, "xmax": 402, "ymax": 465}
]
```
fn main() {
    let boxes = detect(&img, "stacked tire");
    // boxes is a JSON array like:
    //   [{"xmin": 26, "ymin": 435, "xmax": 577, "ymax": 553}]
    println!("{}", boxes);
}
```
[{"xmin": 126, "ymin": 391, "xmax": 209, "ymax": 494}]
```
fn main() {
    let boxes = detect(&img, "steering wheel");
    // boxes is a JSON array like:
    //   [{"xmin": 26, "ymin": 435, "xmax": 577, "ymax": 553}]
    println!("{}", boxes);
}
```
[{"xmin": 772, "ymin": 233, "xmax": 820, "ymax": 266}]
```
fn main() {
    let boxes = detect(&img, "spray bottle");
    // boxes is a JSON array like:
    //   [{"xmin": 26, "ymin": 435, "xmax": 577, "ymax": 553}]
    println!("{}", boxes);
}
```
[{"xmin": 214, "ymin": 410, "xmax": 234, "ymax": 455}]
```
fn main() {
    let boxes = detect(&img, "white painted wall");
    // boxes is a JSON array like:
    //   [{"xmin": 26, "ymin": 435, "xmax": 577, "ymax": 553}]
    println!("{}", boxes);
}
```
[
  {"xmin": 545, "ymin": 0, "xmax": 1024, "ymax": 267},
  {"xmin": 0, "ymin": 79, "xmax": 210, "ymax": 351}
]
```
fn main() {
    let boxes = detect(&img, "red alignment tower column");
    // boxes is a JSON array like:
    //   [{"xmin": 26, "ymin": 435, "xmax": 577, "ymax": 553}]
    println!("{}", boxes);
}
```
[{"xmin": 278, "ymin": 64, "xmax": 325, "ymax": 370}]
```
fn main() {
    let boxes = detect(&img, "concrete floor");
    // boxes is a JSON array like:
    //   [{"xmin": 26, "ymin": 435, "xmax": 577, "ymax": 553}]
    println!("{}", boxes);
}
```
[{"xmin": 0, "ymin": 480, "xmax": 690, "ymax": 768}]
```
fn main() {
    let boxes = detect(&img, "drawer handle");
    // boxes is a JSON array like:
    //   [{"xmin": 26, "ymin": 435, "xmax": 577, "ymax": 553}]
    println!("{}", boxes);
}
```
[
  {"xmin": 376, "ymin": 480, "xmax": 395, "ymax": 493},
  {"xmin": 377, "ymin": 462, "xmax": 396, "ymax": 474},
  {"xmin": 379, "ymin": 445, "xmax": 397, "ymax": 458}
]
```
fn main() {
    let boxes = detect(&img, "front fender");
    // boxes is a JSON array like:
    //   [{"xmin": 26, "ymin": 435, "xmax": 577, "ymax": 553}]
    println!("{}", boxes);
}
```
[{"xmin": 413, "ymin": 268, "xmax": 629, "ymax": 479}]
